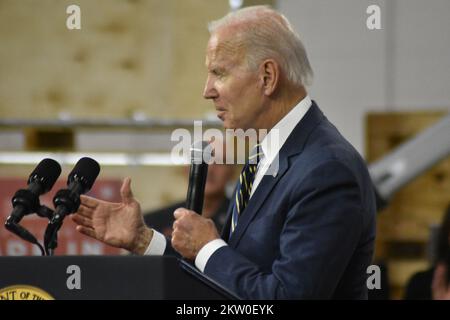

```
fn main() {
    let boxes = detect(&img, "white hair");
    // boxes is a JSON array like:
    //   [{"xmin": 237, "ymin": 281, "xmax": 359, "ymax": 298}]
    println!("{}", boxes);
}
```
[{"xmin": 208, "ymin": 6, "xmax": 313, "ymax": 87}]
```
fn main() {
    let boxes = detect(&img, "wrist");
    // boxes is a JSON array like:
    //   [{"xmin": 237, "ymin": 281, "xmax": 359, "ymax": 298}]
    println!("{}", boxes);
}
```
[{"xmin": 130, "ymin": 226, "xmax": 153, "ymax": 255}]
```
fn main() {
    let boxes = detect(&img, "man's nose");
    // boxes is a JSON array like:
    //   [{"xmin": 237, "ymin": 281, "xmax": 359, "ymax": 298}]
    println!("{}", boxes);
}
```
[{"xmin": 203, "ymin": 77, "xmax": 217, "ymax": 100}]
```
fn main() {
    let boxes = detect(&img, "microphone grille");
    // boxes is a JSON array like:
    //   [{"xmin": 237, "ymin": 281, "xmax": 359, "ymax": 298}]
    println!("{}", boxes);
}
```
[
  {"xmin": 28, "ymin": 158, "xmax": 62, "ymax": 193},
  {"xmin": 68, "ymin": 157, "xmax": 100, "ymax": 191}
]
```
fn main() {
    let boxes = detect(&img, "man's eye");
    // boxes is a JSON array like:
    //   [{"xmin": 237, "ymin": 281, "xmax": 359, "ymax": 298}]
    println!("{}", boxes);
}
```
[{"xmin": 212, "ymin": 69, "xmax": 223, "ymax": 77}]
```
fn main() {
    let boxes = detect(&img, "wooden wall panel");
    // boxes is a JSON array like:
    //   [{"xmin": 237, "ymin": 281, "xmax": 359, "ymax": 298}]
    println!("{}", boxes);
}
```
[
  {"xmin": 366, "ymin": 111, "xmax": 450, "ymax": 298},
  {"xmin": 0, "ymin": 0, "xmax": 229, "ymax": 119}
]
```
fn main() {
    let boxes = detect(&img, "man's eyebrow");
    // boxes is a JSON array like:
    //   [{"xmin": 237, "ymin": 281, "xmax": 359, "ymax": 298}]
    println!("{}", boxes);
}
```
[{"xmin": 205, "ymin": 57, "xmax": 223, "ymax": 70}]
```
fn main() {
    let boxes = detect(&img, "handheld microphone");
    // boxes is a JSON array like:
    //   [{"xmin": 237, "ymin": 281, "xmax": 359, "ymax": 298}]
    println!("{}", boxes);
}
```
[
  {"xmin": 45, "ymin": 157, "xmax": 100, "ymax": 255},
  {"xmin": 186, "ymin": 141, "xmax": 211, "ymax": 214}
]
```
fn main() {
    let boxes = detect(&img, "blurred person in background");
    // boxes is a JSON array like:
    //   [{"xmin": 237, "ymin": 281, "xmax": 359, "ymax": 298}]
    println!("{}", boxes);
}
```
[
  {"xmin": 143, "ymin": 162, "xmax": 234, "ymax": 237},
  {"xmin": 404, "ymin": 204, "xmax": 450, "ymax": 300}
]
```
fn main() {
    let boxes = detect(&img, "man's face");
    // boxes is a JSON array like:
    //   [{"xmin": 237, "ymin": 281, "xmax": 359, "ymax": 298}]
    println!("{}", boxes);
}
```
[{"xmin": 203, "ymin": 32, "xmax": 265, "ymax": 130}]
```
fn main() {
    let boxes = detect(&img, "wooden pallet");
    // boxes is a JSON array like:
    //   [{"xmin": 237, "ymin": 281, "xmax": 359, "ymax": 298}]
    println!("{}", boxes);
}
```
[{"xmin": 366, "ymin": 110, "xmax": 450, "ymax": 299}]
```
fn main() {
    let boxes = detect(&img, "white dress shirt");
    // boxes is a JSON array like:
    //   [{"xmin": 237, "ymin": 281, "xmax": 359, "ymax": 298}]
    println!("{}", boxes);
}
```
[{"xmin": 145, "ymin": 95, "xmax": 313, "ymax": 272}]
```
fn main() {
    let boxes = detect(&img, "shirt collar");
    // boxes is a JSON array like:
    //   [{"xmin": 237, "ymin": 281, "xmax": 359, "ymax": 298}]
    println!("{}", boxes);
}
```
[{"xmin": 260, "ymin": 95, "xmax": 312, "ymax": 165}]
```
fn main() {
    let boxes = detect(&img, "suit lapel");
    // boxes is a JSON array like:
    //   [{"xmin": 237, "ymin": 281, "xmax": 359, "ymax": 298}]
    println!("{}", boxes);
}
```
[
  {"xmin": 227, "ymin": 156, "xmax": 289, "ymax": 247},
  {"xmin": 221, "ymin": 189, "xmax": 235, "ymax": 242}
]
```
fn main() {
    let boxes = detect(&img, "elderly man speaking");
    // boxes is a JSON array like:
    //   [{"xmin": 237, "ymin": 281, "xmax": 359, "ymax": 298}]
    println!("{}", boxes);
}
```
[{"xmin": 72, "ymin": 6, "xmax": 376, "ymax": 299}]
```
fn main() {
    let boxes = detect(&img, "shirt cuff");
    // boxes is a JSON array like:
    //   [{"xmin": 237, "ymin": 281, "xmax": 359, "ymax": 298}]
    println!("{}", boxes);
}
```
[
  {"xmin": 143, "ymin": 229, "xmax": 167, "ymax": 256},
  {"xmin": 195, "ymin": 239, "xmax": 228, "ymax": 272}
]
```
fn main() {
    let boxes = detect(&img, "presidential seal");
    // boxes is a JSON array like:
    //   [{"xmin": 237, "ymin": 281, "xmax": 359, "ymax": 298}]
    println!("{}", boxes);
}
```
[{"xmin": 0, "ymin": 285, "xmax": 54, "ymax": 300}]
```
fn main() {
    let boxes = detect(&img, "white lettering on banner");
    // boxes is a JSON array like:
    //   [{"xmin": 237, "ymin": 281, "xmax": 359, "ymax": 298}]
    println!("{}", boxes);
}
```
[{"xmin": 7, "ymin": 240, "xmax": 27, "ymax": 256}]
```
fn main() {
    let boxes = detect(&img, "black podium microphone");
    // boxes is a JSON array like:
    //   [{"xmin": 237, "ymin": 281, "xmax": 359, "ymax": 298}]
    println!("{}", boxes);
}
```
[
  {"xmin": 50, "ymin": 157, "xmax": 100, "ymax": 224},
  {"xmin": 4, "ymin": 158, "xmax": 61, "ymax": 255},
  {"xmin": 45, "ymin": 157, "xmax": 100, "ymax": 255},
  {"xmin": 6, "ymin": 158, "xmax": 61, "ymax": 225},
  {"xmin": 186, "ymin": 141, "xmax": 211, "ymax": 214}
]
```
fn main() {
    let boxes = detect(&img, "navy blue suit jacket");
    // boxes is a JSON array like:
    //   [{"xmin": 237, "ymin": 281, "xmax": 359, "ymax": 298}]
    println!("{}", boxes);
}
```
[{"xmin": 202, "ymin": 102, "xmax": 376, "ymax": 299}]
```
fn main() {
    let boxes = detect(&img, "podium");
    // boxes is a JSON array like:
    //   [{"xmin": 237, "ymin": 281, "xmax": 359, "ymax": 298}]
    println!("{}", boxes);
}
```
[{"xmin": 0, "ymin": 256, "xmax": 238, "ymax": 300}]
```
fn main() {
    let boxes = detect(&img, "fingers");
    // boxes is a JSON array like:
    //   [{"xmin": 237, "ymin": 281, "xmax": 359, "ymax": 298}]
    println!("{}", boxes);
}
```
[
  {"xmin": 80, "ymin": 195, "xmax": 99, "ymax": 209},
  {"xmin": 174, "ymin": 208, "xmax": 187, "ymax": 219},
  {"xmin": 72, "ymin": 213, "xmax": 94, "ymax": 229},
  {"xmin": 76, "ymin": 225, "xmax": 97, "ymax": 239},
  {"xmin": 174, "ymin": 208, "xmax": 196, "ymax": 220},
  {"xmin": 173, "ymin": 208, "xmax": 204, "ymax": 234},
  {"xmin": 76, "ymin": 204, "xmax": 94, "ymax": 218},
  {"xmin": 120, "ymin": 177, "xmax": 134, "ymax": 205}
]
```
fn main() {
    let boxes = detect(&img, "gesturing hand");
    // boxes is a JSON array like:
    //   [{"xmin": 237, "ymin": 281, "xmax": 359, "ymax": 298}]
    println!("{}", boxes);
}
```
[{"xmin": 71, "ymin": 177, "xmax": 153, "ymax": 255}]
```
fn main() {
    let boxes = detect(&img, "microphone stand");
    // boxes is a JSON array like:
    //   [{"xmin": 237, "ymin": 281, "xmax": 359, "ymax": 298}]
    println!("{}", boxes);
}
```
[
  {"xmin": 44, "ymin": 187, "xmax": 81, "ymax": 256},
  {"xmin": 4, "ymin": 205, "xmax": 54, "ymax": 256},
  {"xmin": 44, "ymin": 207, "xmax": 70, "ymax": 256}
]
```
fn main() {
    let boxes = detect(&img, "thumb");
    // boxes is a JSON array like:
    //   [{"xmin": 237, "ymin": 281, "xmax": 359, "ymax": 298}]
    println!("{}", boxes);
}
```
[
  {"xmin": 120, "ymin": 177, "xmax": 134, "ymax": 204},
  {"xmin": 174, "ymin": 208, "xmax": 189, "ymax": 220}
]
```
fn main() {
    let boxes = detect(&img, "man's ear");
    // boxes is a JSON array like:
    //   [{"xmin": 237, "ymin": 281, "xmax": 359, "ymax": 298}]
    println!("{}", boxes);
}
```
[{"xmin": 260, "ymin": 59, "xmax": 280, "ymax": 96}]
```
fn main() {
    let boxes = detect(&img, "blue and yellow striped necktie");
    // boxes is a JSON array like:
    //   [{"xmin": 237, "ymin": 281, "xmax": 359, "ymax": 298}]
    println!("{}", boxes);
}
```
[{"xmin": 230, "ymin": 144, "xmax": 263, "ymax": 235}]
